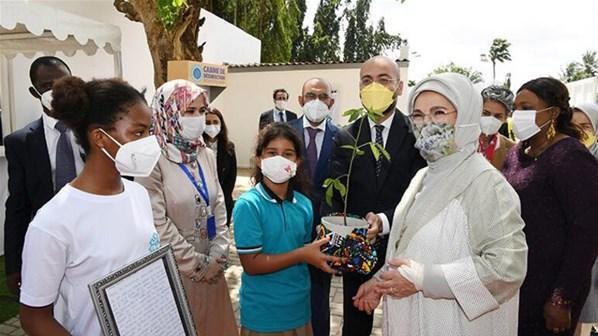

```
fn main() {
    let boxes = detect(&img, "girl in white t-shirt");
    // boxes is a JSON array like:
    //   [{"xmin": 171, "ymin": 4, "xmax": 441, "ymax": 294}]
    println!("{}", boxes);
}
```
[{"xmin": 19, "ymin": 76, "xmax": 162, "ymax": 336}]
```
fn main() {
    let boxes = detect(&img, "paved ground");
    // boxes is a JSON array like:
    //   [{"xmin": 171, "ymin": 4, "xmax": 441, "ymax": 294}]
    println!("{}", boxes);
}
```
[{"xmin": 0, "ymin": 172, "xmax": 383, "ymax": 335}]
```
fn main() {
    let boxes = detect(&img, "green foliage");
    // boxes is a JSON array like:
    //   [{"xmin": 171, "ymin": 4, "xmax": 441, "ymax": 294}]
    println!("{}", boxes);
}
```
[
  {"xmin": 561, "ymin": 50, "xmax": 598, "ymax": 83},
  {"xmin": 212, "ymin": 0, "xmax": 405, "ymax": 63},
  {"xmin": 324, "ymin": 107, "xmax": 391, "ymax": 215},
  {"xmin": 210, "ymin": 0, "xmax": 303, "ymax": 62},
  {"xmin": 431, "ymin": 62, "xmax": 484, "ymax": 84},
  {"xmin": 291, "ymin": 0, "xmax": 308, "ymax": 60},
  {"xmin": 343, "ymin": 0, "xmax": 401, "ymax": 62},
  {"xmin": 296, "ymin": 0, "xmax": 342, "ymax": 62},
  {"xmin": 157, "ymin": 0, "xmax": 187, "ymax": 29},
  {"xmin": 488, "ymin": 38, "xmax": 511, "ymax": 81},
  {"xmin": 0, "ymin": 256, "xmax": 19, "ymax": 323}
]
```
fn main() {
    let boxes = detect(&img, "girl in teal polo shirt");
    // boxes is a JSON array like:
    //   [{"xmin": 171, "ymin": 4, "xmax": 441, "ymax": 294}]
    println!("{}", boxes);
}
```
[{"xmin": 233, "ymin": 123, "xmax": 341, "ymax": 336}]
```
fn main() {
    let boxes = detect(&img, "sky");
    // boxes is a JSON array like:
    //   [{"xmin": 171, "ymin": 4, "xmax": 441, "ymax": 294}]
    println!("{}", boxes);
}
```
[{"xmin": 304, "ymin": 0, "xmax": 598, "ymax": 91}]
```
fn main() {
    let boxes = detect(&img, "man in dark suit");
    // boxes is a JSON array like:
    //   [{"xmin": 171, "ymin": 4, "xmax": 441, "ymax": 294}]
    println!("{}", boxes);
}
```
[
  {"xmin": 258, "ymin": 88, "xmax": 298, "ymax": 130},
  {"xmin": 323, "ymin": 56, "xmax": 426, "ymax": 336},
  {"xmin": 3, "ymin": 56, "xmax": 83, "ymax": 295},
  {"xmin": 289, "ymin": 77, "xmax": 349, "ymax": 336}
]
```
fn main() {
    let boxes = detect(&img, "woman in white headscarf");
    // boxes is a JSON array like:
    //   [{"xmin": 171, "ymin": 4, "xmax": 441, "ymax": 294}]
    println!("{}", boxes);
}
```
[
  {"xmin": 571, "ymin": 102, "xmax": 598, "ymax": 334},
  {"xmin": 572, "ymin": 102, "xmax": 598, "ymax": 158},
  {"xmin": 353, "ymin": 73, "xmax": 528, "ymax": 336}
]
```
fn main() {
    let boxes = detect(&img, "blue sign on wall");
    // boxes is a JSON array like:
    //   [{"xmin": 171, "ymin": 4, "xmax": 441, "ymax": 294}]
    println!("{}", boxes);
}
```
[{"xmin": 191, "ymin": 65, "xmax": 203, "ymax": 82}]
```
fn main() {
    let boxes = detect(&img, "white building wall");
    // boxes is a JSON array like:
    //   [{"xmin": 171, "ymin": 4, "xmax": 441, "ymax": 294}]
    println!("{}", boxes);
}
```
[
  {"xmin": 566, "ymin": 76, "xmax": 598, "ymax": 105},
  {"xmin": 199, "ymin": 10, "xmax": 261, "ymax": 65},
  {"xmin": 7, "ymin": 0, "xmax": 261, "ymax": 132},
  {"xmin": 211, "ymin": 64, "xmax": 410, "ymax": 168}
]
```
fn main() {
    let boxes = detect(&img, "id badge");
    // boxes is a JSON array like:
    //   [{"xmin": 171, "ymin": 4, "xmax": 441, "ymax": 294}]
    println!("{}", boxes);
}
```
[{"xmin": 207, "ymin": 215, "xmax": 216, "ymax": 240}]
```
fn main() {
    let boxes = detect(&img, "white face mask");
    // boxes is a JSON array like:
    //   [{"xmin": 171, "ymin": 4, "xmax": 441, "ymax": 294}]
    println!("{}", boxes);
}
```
[
  {"xmin": 260, "ymin": 155, "xmax": 297, "ymax": 184},
  {"xmin": 179, "ymin": 115, "xmax": 206, "ymax": 140},
  {"xmin": 479, "ymin": 116, "xmax": 503, "ymax": 136},
  {"xmin": 275, "ymin": 100, "xmax": 287, "ymax": 111},
  {"xmin": 204, "ymin": 124, "xmax": 221, "ymax": 139},
  {"xmin": 302, "ymin": 99, "xmax": 330, "ymax": 124},
  {"xmin": 33, "ymin": 86, "xmax": 53, "ymax": 111},
  {"xmin": 99, "ymin": 129, "xmax": 161, "ymax": 177},
  {"xmin": 512, "ymin": 109, "xmax": 551, "ymax": 141}
]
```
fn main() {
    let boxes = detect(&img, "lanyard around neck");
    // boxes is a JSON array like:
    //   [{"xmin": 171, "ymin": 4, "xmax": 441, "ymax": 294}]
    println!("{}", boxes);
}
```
[{"xmin": 178, "ymin": 161, "xmax": 209, "ymax": 206}]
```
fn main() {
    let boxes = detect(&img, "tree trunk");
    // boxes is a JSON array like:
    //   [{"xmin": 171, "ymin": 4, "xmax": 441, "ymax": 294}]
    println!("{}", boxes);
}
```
[
  {"xmin": 114, "ymin": 0, "xmax": 205, "ymax": 88},
  {"xmin": 492, "ymin": 61, "xmax": 496, "ymax": 82}
]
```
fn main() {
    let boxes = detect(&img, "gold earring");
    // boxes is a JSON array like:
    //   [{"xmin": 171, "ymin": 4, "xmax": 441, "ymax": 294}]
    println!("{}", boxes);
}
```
[{"xmin": 547, "ymin": 120, "xmax": 556, "ymax": 141}]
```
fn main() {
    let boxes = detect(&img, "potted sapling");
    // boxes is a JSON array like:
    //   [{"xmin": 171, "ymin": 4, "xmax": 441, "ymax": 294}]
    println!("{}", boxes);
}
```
[{"xmin": 319, "ymin": 106, "xmax": 390, "ymax": 275}]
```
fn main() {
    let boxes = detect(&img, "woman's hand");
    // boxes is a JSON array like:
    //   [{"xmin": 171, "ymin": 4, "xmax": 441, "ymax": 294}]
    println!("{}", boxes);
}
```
[
  {"xmin": 301, "ymin": 237, "xmax": 344, "ymax": 274},
  {"xmin": 202, "ymin": 256, "xmax": 226, "ymax": 284},
  {"xmin": 374, "ymin": 260, "xmax": 418, "ymax": 299},
  {"xmin": 544, "ymin": 301, "xmax": 571, "ymax": 334},
  {"xmin": 353, "ymin": 278, "xmax": 382, "ymax": 314}
]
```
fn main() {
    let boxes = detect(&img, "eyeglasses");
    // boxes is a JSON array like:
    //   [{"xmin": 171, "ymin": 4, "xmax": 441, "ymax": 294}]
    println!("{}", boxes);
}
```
[
  {"xmin": 409, "ymin": 110, "xmax": 457, "ymax": 125},
  {"xmin": 360, "ymin": 77, "xmax": 397, "ymax": 87},
  {"xmin": 304, "ymin": 92, "xmax": 330, "ymax": 101}
]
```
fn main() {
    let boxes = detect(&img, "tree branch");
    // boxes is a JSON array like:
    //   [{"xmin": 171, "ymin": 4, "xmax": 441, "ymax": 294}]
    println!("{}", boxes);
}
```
[{"xmin": 114, "ymin": 0, "xmax": 141, "ymax": 22}]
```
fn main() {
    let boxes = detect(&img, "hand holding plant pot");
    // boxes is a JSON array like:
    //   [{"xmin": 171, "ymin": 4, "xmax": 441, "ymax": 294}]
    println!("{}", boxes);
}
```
[{"xmin": 320, "ymin": 106, "xmax": 391, "ymax": 275}]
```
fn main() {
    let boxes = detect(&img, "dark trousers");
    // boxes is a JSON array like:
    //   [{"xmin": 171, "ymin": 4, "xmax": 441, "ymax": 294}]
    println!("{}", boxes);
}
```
[
  {"xmin": 342, "ymin": 272, "xmax": 374, "ymax": 336},
  {"xmin": 309, "ymin": 266, "xmax": 332, "ymax": 336},
  {"xmin": 341, "ymin": 239, "xmax": 387, "ymax": 336}
]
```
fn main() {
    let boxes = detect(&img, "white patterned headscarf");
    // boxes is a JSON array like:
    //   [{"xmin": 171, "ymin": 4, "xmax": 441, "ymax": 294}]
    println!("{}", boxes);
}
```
[
  {"xmin": 151, "ymin": 80, "xmax": 209, "ymax": 164},
  {"xmin": 393, "ymin": 73, "xmax": 493, "ymax": 255}
]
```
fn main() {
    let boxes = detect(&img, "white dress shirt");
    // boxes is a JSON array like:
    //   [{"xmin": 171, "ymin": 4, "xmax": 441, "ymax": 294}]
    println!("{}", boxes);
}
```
[
  {"xmin": 367, "ymin": 110, "xmax": 396, "ymax": 147},
  {"xmin": 42, "ymin": 113, "xmax": 85, "ymax": 189},
  {"xmin": 302, "ymin": 117, "xmax": 327, "ymax": 160},
  {"xmin": 273, "ymin": 108, "xmax": 287, "ymax": 122},
  {"xmin": 366, "ymin": 111, "xmax": 397, "ymax": 235}
]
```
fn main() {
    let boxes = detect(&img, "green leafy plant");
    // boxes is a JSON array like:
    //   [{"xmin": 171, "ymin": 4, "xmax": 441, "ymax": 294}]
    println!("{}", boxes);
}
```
[
  {"xmin": 323, "ymin": 107, "xmax": 390, "ymax": 225},
  {"xmin": 157, "ymin": 0, "xmax": 187, "ymax": 29}
]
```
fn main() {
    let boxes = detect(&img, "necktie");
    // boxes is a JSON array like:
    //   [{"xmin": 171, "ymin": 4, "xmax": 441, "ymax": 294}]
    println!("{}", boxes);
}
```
[
  {"xmin": 55, "ymin": 121, "xmax": 76, "ymax": 192},
  {"xmin": 306, "ymin": 127, "xmax": 320, "ymax": 177},
  {"xmin": 374, "ymin": 125, "xmax": 384, "ymax": 176},
  {"xmin": 279, "ymin": 111, "xmax": 285, "ymax": 122}
]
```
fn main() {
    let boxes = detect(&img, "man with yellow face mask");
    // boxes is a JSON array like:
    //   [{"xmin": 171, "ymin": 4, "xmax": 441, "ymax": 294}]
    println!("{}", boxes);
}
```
[
  {"xmin": 572, "ymin": 103, "xmax": 598, "ymax": 158},
  {"xmin": 323, "ymin": 56, "xmax": 426, "ymax": 336}
]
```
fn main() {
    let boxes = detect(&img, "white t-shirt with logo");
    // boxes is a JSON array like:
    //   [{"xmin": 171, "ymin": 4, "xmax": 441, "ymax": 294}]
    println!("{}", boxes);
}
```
[{"xmin": 20, "ymin": 179, "xmax": 160, "ymax": 336}]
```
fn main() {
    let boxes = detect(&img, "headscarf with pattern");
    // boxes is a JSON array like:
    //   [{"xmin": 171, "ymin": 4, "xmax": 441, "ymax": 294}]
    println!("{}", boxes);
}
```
[
  {"xmin": 481, "ymin": 85, "xmax": 514, "ymax": 113},
  {"xmin": 151, "ymin": 79, "xmax": 209, "ymax": 164}
]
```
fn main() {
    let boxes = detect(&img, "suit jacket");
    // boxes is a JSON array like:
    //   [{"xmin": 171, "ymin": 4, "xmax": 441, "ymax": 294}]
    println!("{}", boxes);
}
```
[
  {"xmin": 289, "ymin": 117, "xmax": 345, "ymax": 235},
  {"xmin": 258, "ymin": 109, "xmax": 298, "ymax": 130},
  {"xmin": 3, "ymin": 118, "xmax": 54, "ymax": 275},
  {"xmin": 322, "ymin": 111, "xmax": 426, "ymax": 265},
  {"xmin": 215, "ymin": 142, "xmax": 237, "ymax": 224}
]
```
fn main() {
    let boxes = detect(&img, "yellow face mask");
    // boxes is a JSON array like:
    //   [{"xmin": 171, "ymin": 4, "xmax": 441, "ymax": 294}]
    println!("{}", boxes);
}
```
[
  {"xmin": 582, "ymin": 130, "xmax": 597, "ymax": 148},
  {"xmin": 360, "ymin": 82, "xmax": 395, "ymax": 115}
]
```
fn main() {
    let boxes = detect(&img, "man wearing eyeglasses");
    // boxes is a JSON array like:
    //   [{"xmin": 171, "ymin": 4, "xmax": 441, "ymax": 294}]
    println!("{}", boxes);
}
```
[
  {"xmin": 323, "ymin": 56, "xmax": 426, "ymax": 336},
  {"xmin": 289, "ymin": 77, "xmax": 351, "ymax": 336}
]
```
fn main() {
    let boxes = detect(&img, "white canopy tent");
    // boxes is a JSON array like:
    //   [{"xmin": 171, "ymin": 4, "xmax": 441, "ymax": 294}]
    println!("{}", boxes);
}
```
[
  {"xmin": 0, "ymin": 1, "xmax": 123, "ymax": 254},
  {"xmin": 0, "ymin": 0, "xmax": 123, "ymax": 135}
]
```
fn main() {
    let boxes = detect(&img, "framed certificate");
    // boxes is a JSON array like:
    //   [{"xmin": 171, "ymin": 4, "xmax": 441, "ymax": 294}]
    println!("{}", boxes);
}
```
[{"xmin": 89, "ymin": 245, "xmax": 197, "ymax": 336}]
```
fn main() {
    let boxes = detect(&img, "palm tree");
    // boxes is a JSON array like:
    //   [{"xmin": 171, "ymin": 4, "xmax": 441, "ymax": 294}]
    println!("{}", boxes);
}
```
[
  {"xmin": 581, "ymin": 50, "xmax": 598, "ymax": 77},
  {"xmin": 560, "ymin": 50, "xmax": 598, "ymax": 82},
  {"xmin": 488, "ymin": 38, "xmax": 512, "ymax": 82},
  {"xmin": 431, "ymin": 62, "xmax": 484, "ymax": 84}
]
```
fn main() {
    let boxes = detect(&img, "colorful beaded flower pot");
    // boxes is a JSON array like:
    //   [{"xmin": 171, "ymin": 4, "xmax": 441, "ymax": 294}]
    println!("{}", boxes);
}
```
[{"xmin": 318, "ymin": 214, "xmax": 378, "ymax": 275}]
